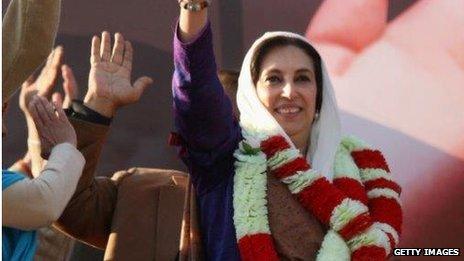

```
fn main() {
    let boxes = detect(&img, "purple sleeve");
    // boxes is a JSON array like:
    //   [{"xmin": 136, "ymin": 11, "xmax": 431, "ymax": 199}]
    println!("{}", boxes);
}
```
[{"xmin": 172, "ymin": 21, "xmax": 240, "ymax": 191}]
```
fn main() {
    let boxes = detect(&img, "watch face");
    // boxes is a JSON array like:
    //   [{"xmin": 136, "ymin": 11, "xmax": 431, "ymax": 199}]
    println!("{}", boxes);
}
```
[
  {"xmin": 184, "ymin": 2, "xmax": 208, "ymax": 11},
  {"xmin": 189, "ymin": 4, "xmax": 200, "ymax": 11}
]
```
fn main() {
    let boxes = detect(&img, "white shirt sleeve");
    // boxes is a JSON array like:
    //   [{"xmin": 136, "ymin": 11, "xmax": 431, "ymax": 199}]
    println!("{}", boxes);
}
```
[{"xmin": 3, "ymin": 143, "xmax": 85, "ymax": 230}]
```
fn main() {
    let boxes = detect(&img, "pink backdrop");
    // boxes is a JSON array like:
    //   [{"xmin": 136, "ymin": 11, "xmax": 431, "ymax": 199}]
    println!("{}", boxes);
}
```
[{"xmin": 305, "ymin": 0, "xmax": 464, "ymax": 252}]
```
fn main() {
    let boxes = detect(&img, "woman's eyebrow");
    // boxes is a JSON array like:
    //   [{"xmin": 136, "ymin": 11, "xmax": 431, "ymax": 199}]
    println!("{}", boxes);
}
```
[
  {"xmin": 295, "ymin": 68, "xmax": 315, "ymax": 77},
  {"xmin": 296, "ymin": 68, "xmax": 314, "ymax": 74},
  {"xmin": 262, "ymin": 68, "xmax": 282, "ymax": 75}
]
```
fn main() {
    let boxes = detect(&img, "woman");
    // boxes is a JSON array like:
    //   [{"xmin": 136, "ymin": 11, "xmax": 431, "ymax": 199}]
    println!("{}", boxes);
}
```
[{"xmin": 173, "ymin": 1, "xmax": 402, "ymax": 260}]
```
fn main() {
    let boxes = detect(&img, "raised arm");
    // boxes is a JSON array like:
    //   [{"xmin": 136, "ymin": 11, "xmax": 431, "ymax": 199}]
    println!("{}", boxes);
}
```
[
  {"xmin": 173, "ymin": 1, "xmax": 239, "ymax": 153},
  {"xmin": 16, "ymin": 46, "xmax": 68, "ymax": 177},
  {"xmin": 178, "ymin": 1, "xmax": 208, "ymax": 42},
  {"xmin": 54, "ymin": 32, "xmax": 152, "ymax": 248}
]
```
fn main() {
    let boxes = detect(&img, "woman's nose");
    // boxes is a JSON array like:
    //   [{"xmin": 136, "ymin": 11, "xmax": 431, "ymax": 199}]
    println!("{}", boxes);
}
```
[{"xmin": 281, "ymin": 82, "xmax": 297, "ymax": 99}]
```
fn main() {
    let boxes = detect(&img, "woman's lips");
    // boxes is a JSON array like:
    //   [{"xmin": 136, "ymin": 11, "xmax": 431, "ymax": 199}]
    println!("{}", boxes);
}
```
[{"xmin": 274, "ymin": 106, "xmax": 303, "ymax": 120}]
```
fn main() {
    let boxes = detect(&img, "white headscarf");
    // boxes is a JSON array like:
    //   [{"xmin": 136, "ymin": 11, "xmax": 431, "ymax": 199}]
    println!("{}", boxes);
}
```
[{"xmin": 236, "ymin": 31, "xmax": 341, "ymax": 180}]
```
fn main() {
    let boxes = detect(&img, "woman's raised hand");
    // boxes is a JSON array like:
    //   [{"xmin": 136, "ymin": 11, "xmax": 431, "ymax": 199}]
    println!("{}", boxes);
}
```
[
  {"xmin": 85, "ymin": 32, "xmax": 153, "ymax": 117},
  {"xmin": 178, "ymin": 0, "xmax": 209, "ymax": 42}
]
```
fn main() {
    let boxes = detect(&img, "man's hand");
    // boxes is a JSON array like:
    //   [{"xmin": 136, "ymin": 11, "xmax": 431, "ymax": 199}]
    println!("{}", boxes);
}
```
[
  {"xmin": 85, "ymin": 32, "xmax": 153, "ymax": 117},
  {"xmin": 28, "ymin": 95, "xmax": 77, "ymax": 158}
]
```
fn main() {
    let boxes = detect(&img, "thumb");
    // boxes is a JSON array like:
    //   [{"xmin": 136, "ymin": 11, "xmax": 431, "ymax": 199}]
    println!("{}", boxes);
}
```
[
  {"xmin": 133, "ymin": 76, "xmax": 153, "ymax": 98},
  {"xmin": 22, "ymin": 75, "xmax": 36, "ymax": 89}
]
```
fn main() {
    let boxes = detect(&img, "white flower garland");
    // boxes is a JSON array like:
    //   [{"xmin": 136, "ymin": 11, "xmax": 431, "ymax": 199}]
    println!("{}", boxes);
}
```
[{"xmin": 233, "ymin": 136, "xmax": 402, "ymax": 260}]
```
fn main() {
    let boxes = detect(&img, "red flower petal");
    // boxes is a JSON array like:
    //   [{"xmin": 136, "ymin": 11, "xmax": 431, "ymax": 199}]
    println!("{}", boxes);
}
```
[
  {"xmin": 364, "ymin": 178, "xmax": 402, "ymax": 195},
  {"xmin": 238, "ymin": 234, "xmax": 279, "ymax": 261},
  {"xmin": 271, "ymin": 157, "xmax": 310, "ymax": 179},
  {"xmin": 351, "ymin": 150, "xmax": 390, "ymax": 172},
  {"xmin": 297, "ymin": 178, "xmax": 345, "ymax": 224},
  {"xmin": 261, "ymin": 135, "xmax": 291, "ymax": 159},
  {"xmin": 369, "ymin": 197, "xmax": 403, "ymax": 234},
  {"xmin": 338, "ymin": 212, "xmax": 372, "ymax": 240},
  {"xmin": 334, "ymin": 177, "xmax": 369, "ymax": 204},
  {"xmin": 352, "ymin": 245, "xmax": 386, "ymax": 261}
]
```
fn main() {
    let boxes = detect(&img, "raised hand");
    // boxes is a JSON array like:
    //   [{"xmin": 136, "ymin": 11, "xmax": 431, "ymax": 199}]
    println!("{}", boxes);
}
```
[
  {"xmin": 19, "ymin": 46, "xmax": 64, "ymax": 116},
  {"xmin": 85, "ymin": 32, "xmax": 153, "ymax": 117},
  {"xmin": 28, "ymin": 95, "xmax": 77, "ymax": 159}
]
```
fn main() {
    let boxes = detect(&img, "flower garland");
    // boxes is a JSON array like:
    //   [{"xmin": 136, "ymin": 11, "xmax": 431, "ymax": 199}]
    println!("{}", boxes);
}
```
[{"xmin": 233, "ymin": 135, "xmax": 402, "ymax": 261}]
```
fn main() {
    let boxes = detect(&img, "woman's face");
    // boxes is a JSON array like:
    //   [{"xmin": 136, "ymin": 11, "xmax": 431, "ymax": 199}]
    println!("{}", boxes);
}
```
[{"xmin": 256, "ymin": 45, "xmax": 317, "ymax": 139}]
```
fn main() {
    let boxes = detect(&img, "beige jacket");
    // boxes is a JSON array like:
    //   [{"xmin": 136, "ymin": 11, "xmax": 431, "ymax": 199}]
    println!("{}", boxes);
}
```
[
  {"xmin": 2, "ymin": 0, "xmax": 61, "ymax": 101},
  {"xmin": 54, "ymin": 118, "xmax": 193, "ymax": 260}
]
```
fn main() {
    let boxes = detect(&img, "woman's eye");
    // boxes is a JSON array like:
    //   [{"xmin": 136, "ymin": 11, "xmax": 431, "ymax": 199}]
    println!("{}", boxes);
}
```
[
  {"xmin": 266, "ymin": 76, "xmax": 281, "ymax": 84},
  {"xmin": 295, "ymin": 75, "xmax": 311, "ymax": 82}
]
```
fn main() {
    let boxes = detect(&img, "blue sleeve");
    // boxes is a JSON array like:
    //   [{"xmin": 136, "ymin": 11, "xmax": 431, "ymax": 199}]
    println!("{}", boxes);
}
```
[{"xmin": 2, "ymin": 170, "xmax": 26, "ymax": 191}]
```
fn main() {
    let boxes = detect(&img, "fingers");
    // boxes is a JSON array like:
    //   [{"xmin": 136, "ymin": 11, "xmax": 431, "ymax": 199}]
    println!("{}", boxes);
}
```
[
  {"xmin": 61, "ymin": 64, "xmax": 79, "ymax": 103},
  {"xmin": 122, "ymin": 41, "xmax": 133, "ymax": 72},
  {"xmin": 101, "ymin": 31, "xmax": 112, "ymax": 62},
  {"xmin": 91, "ymin": 36, "xmax": 102, "ymax": 65},
  {"xmin": 43, "ymin": 46, "xmax": 62, "ymax": 69},
  {"xmin": 37, "ymin": 46, "xmax": 64, "ymax": 96},
  {"xmin": 28, "ymin": 96, "xmax": 56, "ymax": 133},
  {"xmin": 52, "ymin": 92, "xmax": 68, "ymax": 120},
  {"xmin": 133, "ymin": 76, "xmax": 153, "ymax": 99},
  {"xmin": 35, "ymin": 96, "xmax": 55, "ymax": 124},
  {"xmin": 45, "ymin": 48, "xmax": 55, "ymax": 67},
  {"xmin": 28, "ymin": 96, "xmax": 45, "ymax": 128},
  {"xmin": 111, "ymin": 33, "xmax": 125, "ymax": 65},
  {"xmin": 307, "ymin": 0, "xmax": 388, "ymax": 51},
  {"xmin": 51, "ymin": 46, "xmax": 64, "ymax": 69}
]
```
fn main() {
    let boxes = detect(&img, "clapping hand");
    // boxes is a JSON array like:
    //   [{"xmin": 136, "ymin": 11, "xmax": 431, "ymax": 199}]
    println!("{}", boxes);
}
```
[
  {"xmin": 19, "ymin": 47, "xmax": 79, "ymax": 173},
  {"xmin": 27, "ymin": 95, "xmax": 77, "ymax": 159},
  {"xmin": 20, "ymin": 47, "xmax": 79, "ymax": 117},
  {"xmin": 85, "ymin": 32, "xmax": 153, "ymax": 117}
]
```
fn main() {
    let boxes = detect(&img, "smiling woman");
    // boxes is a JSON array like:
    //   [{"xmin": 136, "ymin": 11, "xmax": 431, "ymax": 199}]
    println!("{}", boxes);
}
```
[
  {"xmin": 253, "ymin": 42, "xmax": 320, "ymax": 155},
  {"xmin": 173, "ymin": 1, "xmax": 402, "ymax": 260}
]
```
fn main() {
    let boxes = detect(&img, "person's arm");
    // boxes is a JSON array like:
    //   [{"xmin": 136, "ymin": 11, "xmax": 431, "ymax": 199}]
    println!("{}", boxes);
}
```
[
  {"xmin": 54, "ymin": 115, "xmax": 117, "ymax": 249},
  {"xmin": 3, "ymin": 143, "xmax": 84, "ymax": 230},
  {"xmin": 18, "ymin": 46, "xmax": 67, "ymax": 177},
  {"xmin": 54, "ymin": 31, "xmax": 152, "ymax": 248},
  {"xmin": 2, "ymin": 0, "xmax": 61, "ymax": 101},
  {"xmin": 178, "ymin": 1, "xmax": 208, "ymax": 42},
  {"xmin": 173, "ymin": 2, "xmax": 239, "ymax": 153},
  {"xmin": 3, "ymin": 95, "xmax": 83, "ymax": 230}
]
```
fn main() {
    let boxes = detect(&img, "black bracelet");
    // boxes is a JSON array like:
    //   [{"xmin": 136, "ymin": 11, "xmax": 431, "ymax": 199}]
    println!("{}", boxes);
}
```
[{"xmin": 65, "ymin": 100, "xmax": 112, "ymax": 126}]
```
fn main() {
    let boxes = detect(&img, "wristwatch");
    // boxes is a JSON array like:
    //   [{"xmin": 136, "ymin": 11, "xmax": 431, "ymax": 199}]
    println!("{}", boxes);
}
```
[{"xmin": 179, "ymin": 0, "xmax": 210, "ymax": 12}]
